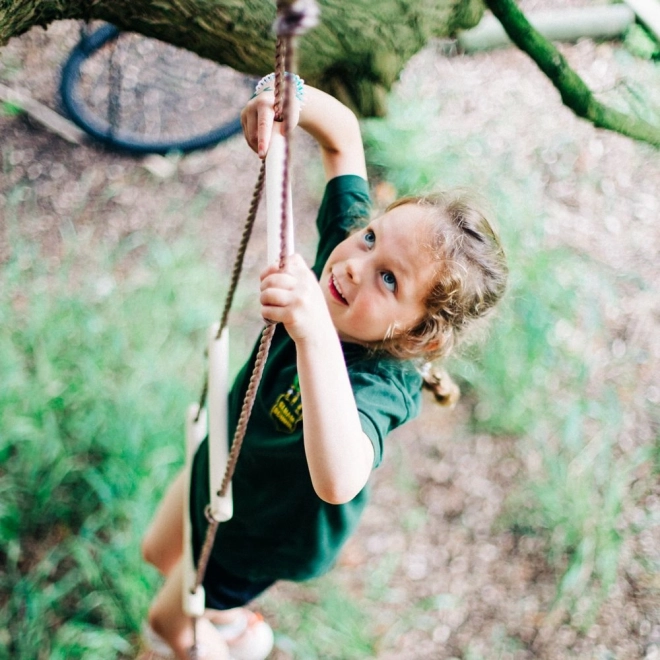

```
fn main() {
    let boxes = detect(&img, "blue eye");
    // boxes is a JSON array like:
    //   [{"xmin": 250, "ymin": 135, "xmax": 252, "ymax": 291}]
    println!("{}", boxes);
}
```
[
  {"xmin": 363, "ymin": 230, "xmax": 375, "ymax": 247},
  {"xmin": 382, "ymin": 271, "xmax": 396, "ymax": 292}
]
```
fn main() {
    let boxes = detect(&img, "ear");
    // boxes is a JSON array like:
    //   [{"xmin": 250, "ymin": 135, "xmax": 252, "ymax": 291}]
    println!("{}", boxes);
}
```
[
  {"xmin": 426, "ymin": 324, "xmax": 455, "ymax": 357},
  {"xmin": 424, "ymin": 339, "xmax": 441, "ymax": 353},
  {"xmin": 422, "ymin": 333, "xmax": 451, "ymax": 357}
]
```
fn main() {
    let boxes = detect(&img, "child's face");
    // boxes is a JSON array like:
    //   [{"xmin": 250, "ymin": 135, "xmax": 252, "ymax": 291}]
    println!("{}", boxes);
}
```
[{"xmin": 321, "ymin": 203, "xmax": 437, "ymax": 347}]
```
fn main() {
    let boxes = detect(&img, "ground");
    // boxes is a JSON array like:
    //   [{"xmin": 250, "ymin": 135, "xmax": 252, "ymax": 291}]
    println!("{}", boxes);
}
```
[{"xmin": 1, "ymin": 4, "xmax": 659, "ymax": 659}]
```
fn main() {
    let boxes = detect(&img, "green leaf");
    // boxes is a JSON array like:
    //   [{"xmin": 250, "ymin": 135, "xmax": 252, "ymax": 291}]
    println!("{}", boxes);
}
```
[{"xmin": 624, "ymin": 23, "xmax": 660, "ymax": 60}]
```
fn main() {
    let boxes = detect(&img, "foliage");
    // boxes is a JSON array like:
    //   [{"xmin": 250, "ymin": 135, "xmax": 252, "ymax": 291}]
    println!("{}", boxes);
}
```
[
  {"xmin": 0, "ymin": 232, "xmax": 222, "ymax": 658},
  {"xmin": 362, "ymin": 84, "xmax": 654, "ymax": 619},
  {"xmin": 263, "ymin": 580, "xmax": 379, "ymax": 659},
  {"xmin": 0, "ymin": 223, "xmax": 383, "ymax": 659},
  {"xmin": 624, "ymin": 23, "xmax": 660, "ymax": 61},
  {"xmin": 0, "ymin": 100, "xmax": 22, "ymax": 116}
]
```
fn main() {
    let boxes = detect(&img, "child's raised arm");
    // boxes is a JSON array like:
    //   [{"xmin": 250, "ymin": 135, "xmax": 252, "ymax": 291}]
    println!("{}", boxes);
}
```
[
  {"xmin": 298, "ymin": 86, "xmax": 367, "ymax": 181},
  {"xmin": 244, "ymin": 79, "xmax": 374, "ymax": 504},
  {"xmin": 260, "ymin": 255, "xmax": 375, "ymax": 505},
  {"xmin": 241, "ymin": 82, "xmax": 367, "ymax": 182}
]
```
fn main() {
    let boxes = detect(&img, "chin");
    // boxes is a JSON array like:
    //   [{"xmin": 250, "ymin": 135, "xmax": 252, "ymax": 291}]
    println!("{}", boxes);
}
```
[{"xmin": 336, "ymin": 329, "xmax": 371, "ymax": 347}]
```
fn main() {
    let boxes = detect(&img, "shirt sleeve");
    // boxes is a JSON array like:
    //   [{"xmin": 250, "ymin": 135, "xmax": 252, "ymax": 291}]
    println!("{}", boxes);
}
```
[
  {"xmin": 312, "ymin": 175, "xmax": 371, "ymax": 278},
  {"xmin": 348, "ymin": 362, "xmax": 422, "ymax": 468}
]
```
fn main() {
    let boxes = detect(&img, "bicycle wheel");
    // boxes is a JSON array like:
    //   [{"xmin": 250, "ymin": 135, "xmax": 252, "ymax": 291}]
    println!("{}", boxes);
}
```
[{"xmin": 60, "ymin": 23, "xmax": 249, "ymax": 155}]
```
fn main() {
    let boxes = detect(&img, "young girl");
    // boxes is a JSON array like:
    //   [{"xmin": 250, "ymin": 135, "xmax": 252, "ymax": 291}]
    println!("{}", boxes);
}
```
[{"xmin": 139, "ymin": 81, "xmax": 508, "ymax": 660}]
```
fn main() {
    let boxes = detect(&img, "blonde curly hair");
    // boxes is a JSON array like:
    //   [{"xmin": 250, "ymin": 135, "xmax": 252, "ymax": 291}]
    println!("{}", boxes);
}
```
[{"xmin": 373, "ymin": 190, "xmax": 508, "ymax": 362}]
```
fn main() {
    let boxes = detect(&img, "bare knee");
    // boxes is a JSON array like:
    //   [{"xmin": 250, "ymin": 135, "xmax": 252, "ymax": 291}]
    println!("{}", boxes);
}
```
[
  {"xmin": 147, "ymin": 597, "xmax": 187, "ymax": 648},
  {"xmin": 147, "ymin": 607, "xmax": 188, "ymax": 660},
  {"xmin": 141, "ymin": 533, "xmax": 160, "ymax": 569}
]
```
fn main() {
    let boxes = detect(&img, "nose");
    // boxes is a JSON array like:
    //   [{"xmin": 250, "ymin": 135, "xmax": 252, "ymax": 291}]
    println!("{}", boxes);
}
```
[{"xmin": 345, "ymin": 257, "xmax": 362, "ymax": 283}]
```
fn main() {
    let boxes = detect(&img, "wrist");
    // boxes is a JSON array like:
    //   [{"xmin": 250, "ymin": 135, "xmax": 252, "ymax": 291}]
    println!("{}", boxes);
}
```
[
  {"xmin": 253, "ymin": 72, "xmax": 305, "ymax": 103},
  {"xmin": 292, "ymin": 307, "xmax": 340, "ymax": 352}
]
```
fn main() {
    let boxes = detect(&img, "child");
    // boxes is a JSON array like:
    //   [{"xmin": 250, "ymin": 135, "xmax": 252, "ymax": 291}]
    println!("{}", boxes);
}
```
[{"xmin": 139, "ymin": 80, "xmax": 508, "ymax": 660}]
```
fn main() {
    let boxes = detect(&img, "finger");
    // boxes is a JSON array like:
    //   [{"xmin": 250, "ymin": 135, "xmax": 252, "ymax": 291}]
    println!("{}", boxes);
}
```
[
  {"xmin": 260, "ymin": 262, "xmax": 280, "ymax": 282},
  {"xmin": 260, "ymin": 288, "xmax": 296, "ymax": 312},
  {"xmin": 278, "ymin": 253, "xmax": 310, "ymax": 278},
  {"xmin": 257, "ymin": 104, "xmax": 275, "ymax": 159},
  {"xmin": 260, "ymin": 296, "xmax": 296, "ymax": 324},
  {"xmin": 259, "ymin": 258, "xmax": 292, "ymax": 281},
  {"xmin": 259, "ymin": 273, "xmax": 296, "ymax": 295},
  {"xmin": 240, "ymin": 109, "xmax": 255, "ymax": 154},
  {"xmin": 243, "ymin": 109, "xmax": 260, "ymax": 154},
  {"xmin": 261, "ymin": 307, "xmax": 286, "ymax": 326}
]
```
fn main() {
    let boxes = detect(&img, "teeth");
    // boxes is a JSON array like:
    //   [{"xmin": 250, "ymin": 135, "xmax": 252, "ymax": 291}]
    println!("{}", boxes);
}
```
[{"xmin": 332, "ymin": 275, "xmax": 347, "ymax": 301}]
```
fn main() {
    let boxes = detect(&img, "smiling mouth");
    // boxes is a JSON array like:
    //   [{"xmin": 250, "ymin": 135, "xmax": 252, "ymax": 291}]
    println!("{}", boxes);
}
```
[{"xmin": 329, "ymin": 274, "xmax": 349, "ymax": 305}]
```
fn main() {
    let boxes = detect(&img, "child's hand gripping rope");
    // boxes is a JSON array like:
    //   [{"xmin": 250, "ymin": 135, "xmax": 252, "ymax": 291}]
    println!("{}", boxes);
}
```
[
  {"xmin": 243, "ymin": 80, "xmax": 332, "ymax": 344},
  {"xmin": 241, "ymin": 80, "xmax": 302, "ymax": 159},
  {"xmin": 260, "ymin": 254, "xmax": 333, "ymax": 345}
]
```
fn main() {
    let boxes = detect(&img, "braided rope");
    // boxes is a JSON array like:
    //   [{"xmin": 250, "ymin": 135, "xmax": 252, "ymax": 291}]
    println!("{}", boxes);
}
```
[
  {"xmin": 218, "ymin": 160, "xmax": 267, "ymax": 336},
  {"xmin": 187, "ymin": 7, "xmax": 319, "ymax": 654},
  {"xmin": 191, "ymin": 1, "xmax": 317, "ymax": 594},
  {"xmin": 273, "ymin": 37, "xmax": 287, "ymax": 123}
]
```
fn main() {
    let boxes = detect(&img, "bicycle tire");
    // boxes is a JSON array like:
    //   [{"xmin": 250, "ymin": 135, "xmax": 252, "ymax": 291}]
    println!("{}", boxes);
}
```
[{"xmin": 60, "ymin": 23, "xmax": 244, "ymax": 155}]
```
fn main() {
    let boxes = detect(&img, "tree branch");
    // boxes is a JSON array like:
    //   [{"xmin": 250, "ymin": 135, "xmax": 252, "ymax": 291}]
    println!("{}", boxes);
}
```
[
  {"xmin": 484, "ymin": 0, "xmax": 660, "ymax": 148},
  {"xmin": 0, "ymin": 0, "xmax": 484, "ymax": 118},
  {"xmin": 0, "ymin": 82, "xmax": 86, "ymax": 144}
]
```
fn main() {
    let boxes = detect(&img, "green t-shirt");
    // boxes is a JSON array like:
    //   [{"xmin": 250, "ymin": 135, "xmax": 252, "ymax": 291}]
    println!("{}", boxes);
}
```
[{"xmin": 191, "ymin": 175, "xmax": 422, "ymax": 582}]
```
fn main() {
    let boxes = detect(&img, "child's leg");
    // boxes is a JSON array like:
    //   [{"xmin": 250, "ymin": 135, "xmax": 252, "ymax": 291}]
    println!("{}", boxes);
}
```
[
  {"xmin": 148, "ymin": 562, "xmax": 230, "ymax": 660},
  {"xmin": 142, "ymin": 470, "xmax": 273, "ymax": 659},
  {"xmin": 142, "ymin": 469, "xmax": 186, "ymax": 576}
]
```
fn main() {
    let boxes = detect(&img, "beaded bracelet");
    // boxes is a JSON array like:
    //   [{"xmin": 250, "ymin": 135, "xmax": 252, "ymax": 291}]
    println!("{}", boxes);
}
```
[{"xmin": 253, "ymin": 72, "xmax": 305, "ymax": 103}]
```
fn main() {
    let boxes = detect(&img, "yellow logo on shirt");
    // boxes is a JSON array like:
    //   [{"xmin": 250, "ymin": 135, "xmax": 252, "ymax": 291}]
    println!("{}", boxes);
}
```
[{"xmin": 270, "ymin": 374, "xmax": 303, "ymax": 433}]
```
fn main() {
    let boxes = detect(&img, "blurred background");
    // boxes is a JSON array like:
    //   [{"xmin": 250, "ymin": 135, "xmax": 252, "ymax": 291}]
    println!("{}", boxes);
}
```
[{"xmin": 1, "ymin": 1, "xmax": 659, "ymax": 658}]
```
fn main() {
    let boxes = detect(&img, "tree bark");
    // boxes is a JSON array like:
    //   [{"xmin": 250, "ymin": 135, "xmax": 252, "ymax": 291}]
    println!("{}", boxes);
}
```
[
  {"xmin": 0, "ymin": 0, "xmax": 484, "ymax": 117},
  {"xmin": 484, "ymin": 0, "xmax": 660, "ymax": 148}
]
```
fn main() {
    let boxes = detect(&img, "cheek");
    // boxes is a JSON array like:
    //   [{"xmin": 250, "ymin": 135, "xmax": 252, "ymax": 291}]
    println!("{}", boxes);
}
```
[
  {"xmin": 329, "ymin": 238, "xmax": 353, "ymax": 260},
  {"xmin": 352, "ymin": 295, "xmax": 385, "ymax": 328},
  {"xmin": 401, "ymin": 304, "xmax": 426, "ymax": 331}
]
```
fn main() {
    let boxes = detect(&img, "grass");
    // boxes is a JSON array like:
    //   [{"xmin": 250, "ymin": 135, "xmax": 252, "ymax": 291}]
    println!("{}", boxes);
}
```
[
  {"xmin": 0, "ymin": 230, "xmax": 227, "ymax": 658},
  {"xmin": 0, "ymin": 101, "xmax": 22, "ymax": 117},
  {"xmin": 624, "ymin": 23, "xmax": 660, "ymax": 62},
  {"xmin": 264, "ymin": 580, "xmax": 379, "ymax": 660},
  {"xmin": 2, "ymin": 40, "xmax": 659, "ymax": 659}
]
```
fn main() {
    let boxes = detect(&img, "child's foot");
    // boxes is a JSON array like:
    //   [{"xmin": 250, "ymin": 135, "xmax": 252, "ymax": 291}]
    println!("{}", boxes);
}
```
[
  {"xmin": 213, "ymin": 610, "xmax": 274, "ymax": 660},
  {"xmin": 139, "ymin": 622, "xmax": 215, "ymax": 660},
  {"xmin": 140, "ymin": 611, "xmax": 272, "ymax": 660}
]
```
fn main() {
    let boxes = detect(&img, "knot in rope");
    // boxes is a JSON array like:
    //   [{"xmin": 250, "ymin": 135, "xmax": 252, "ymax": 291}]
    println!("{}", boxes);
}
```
[{"xmin": 274, "ymin": 0, "xmax": 320, "ymax": 36}]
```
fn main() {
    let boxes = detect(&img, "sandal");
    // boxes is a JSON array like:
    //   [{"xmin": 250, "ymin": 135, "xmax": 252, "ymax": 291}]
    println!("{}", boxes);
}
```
[
  {"xmin": 214, "ymin": 610, "xmax": 274, "ymax": 660},
  {"xmin": 139, "ymin": 623, "xmax": 176, "ymax": 660},
  {"xmin": 140, "ymin": 612, "xmax": 274, "ymax": 660},
  {"xmin": 139, "ymin": 623, "xmax": 209, "ymax": 660}
]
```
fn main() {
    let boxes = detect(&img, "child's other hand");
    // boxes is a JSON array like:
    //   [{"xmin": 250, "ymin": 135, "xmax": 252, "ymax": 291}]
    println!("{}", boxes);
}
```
[
  {"xmin": 260, "ymin": 254, "xmax": 331, "ymax": 343},
  {"xmin": 241, "ymin": 88, "xmax": 301, "ymax": 159}
]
